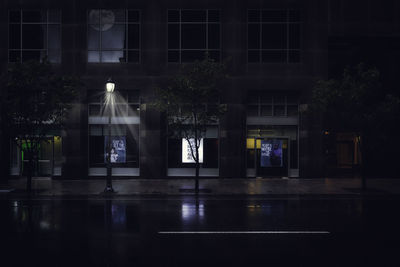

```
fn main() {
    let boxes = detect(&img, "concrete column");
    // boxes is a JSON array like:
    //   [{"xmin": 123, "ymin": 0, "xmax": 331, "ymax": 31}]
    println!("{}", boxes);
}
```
[
  {"xmin": 219, "ymin": 79, "xmax": 247, "ymax": 178},
  {"xmin": 139, "ymin": 85, "xmax": 166, "ymax": 179},
  {"xmin": 219, "ymin": 1, "xmax": 247, "ymax": 178},
  {"xmin": 0, "ymin": 1, "xmax": 9, "ymax": 183}
]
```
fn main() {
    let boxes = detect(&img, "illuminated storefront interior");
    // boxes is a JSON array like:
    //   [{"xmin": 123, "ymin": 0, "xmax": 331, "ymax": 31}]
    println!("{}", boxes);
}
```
[
  {"xmin": 246, "ymin": 126, "xmax": 298, "ymax": 177},
  {"xmin": 246, "ymin": 91, "xmax": 299, "ymax": 178},
  {"xmin": 87, "ymin": 90, "xmax": 140, "ymax": 176},
  {"xmin": 167, "ymin": 126, "xmax": 219, "ymax": 176},
  {"xmin": 10, "ymin": 136, "xmax": 63, "ymax": 177}
]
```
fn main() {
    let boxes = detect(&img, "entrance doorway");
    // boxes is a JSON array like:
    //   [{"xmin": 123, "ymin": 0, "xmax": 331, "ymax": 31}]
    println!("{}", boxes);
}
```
[
  {"xmin": 10, "ymin": 136, "xmax": 63, "ymax": 177},
  {"xmin": 22, "ymin": 138, "xmax": 53, "ymax": 177},
  {"xmin": 247, "ymin": 137, "xmax": 289, "ymax": 177}
]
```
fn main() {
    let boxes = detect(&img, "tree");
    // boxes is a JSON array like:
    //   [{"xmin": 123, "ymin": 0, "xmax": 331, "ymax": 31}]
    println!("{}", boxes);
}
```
[
  {"xmin": 310, "ymin": 63, "xmax": 400, "ymax": 189},
  {"xmin": 153, "ymin": 55, "xmax": 227, "ymax": 195},
  {"xmin": 1, "ymin": 60, "xmax": 80, "ymax": 193}
]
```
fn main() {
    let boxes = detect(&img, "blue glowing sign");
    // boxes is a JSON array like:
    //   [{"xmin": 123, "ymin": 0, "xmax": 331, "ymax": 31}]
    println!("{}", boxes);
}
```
[
  {"xmin": 104, "ymin": 136, "xmax": 126, "ymax": 163},
  {"xmin": 260, "ymin": 139, "xmax": 283, "ymax": 167}
]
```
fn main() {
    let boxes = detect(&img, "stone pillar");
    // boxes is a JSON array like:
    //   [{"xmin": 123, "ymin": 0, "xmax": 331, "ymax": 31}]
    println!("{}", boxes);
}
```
[
  {"xmin": 0, "ymin": 0, "xmax": 9, "ymax": 183},
  {"xmin": 219, "ymin": 79, "xmax": 247, "ymax": 178},
  {"xmin": 139, "ymin": 94, "xmax": 166, "ymax": 179},
  {"xmin": 137, "ymin": 1, "xmax": 166, "ymax": 179},
  {"xmin": 219, "ymin": 0, "xmax": 247, "ymax": 178},
  {"xmin": 61, "ymin": 2, "xmax": 88, "ymax": 179}
]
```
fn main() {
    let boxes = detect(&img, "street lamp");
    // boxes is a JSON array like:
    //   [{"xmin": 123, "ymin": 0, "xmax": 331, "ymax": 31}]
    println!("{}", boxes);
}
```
[
  {"xmin": 106, "ymin": 78, "xmax": 115, "ymax": 93},
  {"xmin": 104, "ymin": 77, "xmax": 115, "ymax": 193}
]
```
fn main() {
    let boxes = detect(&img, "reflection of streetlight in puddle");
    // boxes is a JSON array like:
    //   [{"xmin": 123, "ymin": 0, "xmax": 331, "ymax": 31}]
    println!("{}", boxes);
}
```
[
  {"xmin": 111, "ymin": 204, "xmax": 127, "ymax": 229},
  {"xmin": 247, "ymin": 204, "xmax": 272, "ymax": 216},
  {"xmin": 182, "ymin": 203, "xmax": 204, "ymax": 222},
  {"xmin": 40, "ymin": 220, "xmax": 51, "ymax": 230}
]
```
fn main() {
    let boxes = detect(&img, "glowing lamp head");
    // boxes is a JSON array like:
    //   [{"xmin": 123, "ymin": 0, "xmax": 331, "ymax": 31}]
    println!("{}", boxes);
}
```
[{"xmin": 106, "ymin": 78, "xmax": 115, "ymax": 93}]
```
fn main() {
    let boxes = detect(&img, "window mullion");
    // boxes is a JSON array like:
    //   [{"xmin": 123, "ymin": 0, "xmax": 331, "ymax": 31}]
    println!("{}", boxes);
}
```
[
  {"xmin": 126, "ymin": 9, "xmax": 128, "ymax": 62},
  {"xmin": 286, "ymin": 10, "xmax": 289, "ymax": 63},
  {"xmin": 20, "ymin": 10, "xmax": 23, "ymax": 62},
  {"xmin": 272, "ymin": 95, "xmax": 275, "ymax": 116},
  {"xmin": 259, "ymin": 10, "xmax": 262, "ymax": 63},
  {"xmin": 47, "ymin": 10, "xmax": 49, "ymax": 60},
  {"xmin": 285, "ymin": 95, "xmax": 287, "ymax": 116},
  {"xmin": 206, "ymin": 10, "xmax": 209, "ymax": 52},
  {"xmin": 99, "ymin": 10, "xmax": 102, "ymax": 62},
  {"xmin": 179, "ymin": 10, "xmax": 182, "ymax": 63}
]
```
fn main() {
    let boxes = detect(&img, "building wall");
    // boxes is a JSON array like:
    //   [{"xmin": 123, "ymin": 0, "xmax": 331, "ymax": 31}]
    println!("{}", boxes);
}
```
[{"xmin": 1, "ymin": 0, "xmax": 397, "ymax": 179}]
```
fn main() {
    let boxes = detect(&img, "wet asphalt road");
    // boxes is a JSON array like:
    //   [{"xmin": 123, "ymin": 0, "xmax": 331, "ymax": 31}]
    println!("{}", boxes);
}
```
[{"xmin": 1, "ymin": 195, "xmax": 400, "ymax": 267}]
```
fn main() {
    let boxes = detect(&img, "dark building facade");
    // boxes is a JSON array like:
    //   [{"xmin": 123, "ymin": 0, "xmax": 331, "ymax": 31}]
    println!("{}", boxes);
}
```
[{"xmin": 1, "ymin": 0, "xmax": 399, "ymax": 181}]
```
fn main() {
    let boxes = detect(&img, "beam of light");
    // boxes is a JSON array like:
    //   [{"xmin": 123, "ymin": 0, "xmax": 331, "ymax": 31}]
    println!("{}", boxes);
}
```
[{"xmin": 99, "ymin": 91, "xmax": 142, "ymax": 164}]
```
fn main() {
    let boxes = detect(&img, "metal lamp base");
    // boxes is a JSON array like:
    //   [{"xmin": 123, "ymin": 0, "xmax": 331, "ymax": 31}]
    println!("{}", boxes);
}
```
[{"xmin": 103, "ymin": 186, "xmax": 115, "ymax": 193}]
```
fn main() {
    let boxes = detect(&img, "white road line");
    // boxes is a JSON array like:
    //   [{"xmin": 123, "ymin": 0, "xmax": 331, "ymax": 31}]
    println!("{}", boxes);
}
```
[{"xmin": 159, "ymin": 231, "xmax": 330, "ymax": 234}]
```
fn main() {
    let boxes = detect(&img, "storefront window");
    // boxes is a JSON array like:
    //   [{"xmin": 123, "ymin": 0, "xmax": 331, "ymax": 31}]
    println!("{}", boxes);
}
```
[
  {"xmin": 89, "ymin": 125, "xmax": 139, "ymax": 167},
  {"xmin": 9, "ymin": 136, "xmax": 63, "ymax": 176},
  {"xmin": 168, "ymin": 127, "xmax": 219, "ymax": 169},
  {"xmin": 168, "ymin": 138, "xmax": 218, "ymax": 168}
]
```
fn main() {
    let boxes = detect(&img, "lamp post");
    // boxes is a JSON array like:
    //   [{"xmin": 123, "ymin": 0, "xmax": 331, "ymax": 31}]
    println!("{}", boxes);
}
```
[{"xmin": 104, "ymin": 78, "xmax": 115, "ymax": 193}]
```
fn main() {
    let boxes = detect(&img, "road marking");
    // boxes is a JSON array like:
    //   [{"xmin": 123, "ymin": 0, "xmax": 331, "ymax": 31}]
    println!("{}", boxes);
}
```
[{"xmin": 158, "ymin": 231, "xmax": 330, "ymax": 234}]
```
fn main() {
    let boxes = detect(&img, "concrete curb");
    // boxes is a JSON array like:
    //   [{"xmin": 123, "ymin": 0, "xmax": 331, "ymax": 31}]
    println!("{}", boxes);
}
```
[{"xmin": 2, "ymin": 177, "xmax": 400, "ymax": 197}]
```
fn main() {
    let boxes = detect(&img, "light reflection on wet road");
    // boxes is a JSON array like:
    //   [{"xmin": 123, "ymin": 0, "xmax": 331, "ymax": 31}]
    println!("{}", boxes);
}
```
[{"xmin": 1, "ymin": 196, "xmax": 399, "ymax": 266}]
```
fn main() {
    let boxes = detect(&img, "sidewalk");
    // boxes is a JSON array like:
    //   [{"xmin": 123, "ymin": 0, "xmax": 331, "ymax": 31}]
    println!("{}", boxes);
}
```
[{"xmin": 2, "ymin": 177, "xmax": 400, "ymax": 196}]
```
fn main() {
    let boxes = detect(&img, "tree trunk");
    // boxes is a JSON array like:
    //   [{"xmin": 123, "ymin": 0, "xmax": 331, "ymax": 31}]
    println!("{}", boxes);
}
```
[
  {"xmin": 26, "ymin": 157, "xmax": 33, "ymax": 194},
  {"xmin": 193, "ymin": 110, "xmax": 200, "ymax": 196},
  {"xmin": 358, "ymin": 135, "xmax": 367, "ymax": 191},
  {"xmin": 195, "ymin": 161, "xmax": 199, "ymax": 196}
]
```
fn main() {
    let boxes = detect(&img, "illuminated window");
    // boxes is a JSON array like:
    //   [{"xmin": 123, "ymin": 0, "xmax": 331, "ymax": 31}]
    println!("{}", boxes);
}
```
[
  {"xmin": 9, "ymin": 10, "xmax": 61, "ymax": 63},
  {"xmin": 89, "ymin": 125, "xmax": 139, "ymax": 167},
  {"xmin": 87, "ymin": 9, "xmax": 140, "ymax": 63},
  {"xmin": 9, "ymin": 136, "xmax": 63, "ymax": 176},
  {"xmin": 168, "ymin": 9, "xmax": 221, "ymax": 63},
  {"xmin": 87, "ymin": 90, "xmax": 140, "ymax": 117},
  {"xmin": 168, "ymin": 127, "xmax": 219, "ymax": 168},
  {"xmin": 247, "ymin": 9, "xmax": 300, "ymax": 63}
]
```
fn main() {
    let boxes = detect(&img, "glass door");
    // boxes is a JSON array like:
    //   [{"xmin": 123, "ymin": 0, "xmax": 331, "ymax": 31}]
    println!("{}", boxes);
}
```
[
  {"xmin": 37, "ymin": 139, "xmax": 53, "ymax": 176},
  {"xmin": 22, "ymin": 138, "xmax": 53, "ymax": 177},
  {"xmin": 255, "ymin": 137, "xmax": 289, "ymax": 177}
]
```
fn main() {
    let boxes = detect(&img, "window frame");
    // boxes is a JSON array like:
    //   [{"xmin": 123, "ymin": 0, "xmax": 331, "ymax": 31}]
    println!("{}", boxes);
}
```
[
  {"xmin": 87, "ymin": 9, "xmax": 141, "ymax": 63},
  {"xmin": 8, "ymin": 9, "xmax": 62, "ymax": 63},
  {"xmin": 87, "ymin": 90, "xmax": 141, "ymax": 117},
  {"xmin": 167, "ymin": 9, "xmax": 222, "ymax": 63},
  {"xmin": 247, "ymin": 91, "xmax": 299, "ymax": 117},
  {"xmin": 88, "ymin": 124, "xmax": 140, "ymax": 167},
  {"xmin": 247, "ymin": 9, "xmax": 301, "ymax": 64}
]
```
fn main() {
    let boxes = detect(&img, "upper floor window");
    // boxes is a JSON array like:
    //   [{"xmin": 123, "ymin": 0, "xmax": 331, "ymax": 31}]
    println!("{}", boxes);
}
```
[
  {"xmin": 247, "ymin": 9, "xmax": 300, "ymax": 63},
  {"xmin": 247, "ymin": 91, "xmax": 299, "ymax": 117},
  {"xmin": 9, "ymin": 10, "xmax": 61, "ymax": 63},
  {"xmin": 87, "ymin": 9, "xmax": 140, "ymax": 63},
  {"xmin": 88, "ymin": 90, "xmax": 140, "ymax": 117},
  {"xmin": 168, "ymin": 9, "xmax": 221, "ymax": 63}
]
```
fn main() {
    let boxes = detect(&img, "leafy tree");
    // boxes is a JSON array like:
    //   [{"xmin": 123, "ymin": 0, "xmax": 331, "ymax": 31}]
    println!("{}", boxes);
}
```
[
  {"xmin": 153, "ymin": 55, "xmax": 227, "ymax": 194},
  {"xmin": 311, "ymin": 63, "xmax": 400, "ymax": 188},
  {"xmin": 1, "ymin": 60, "xmax": 80, "ymax": 193}
]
